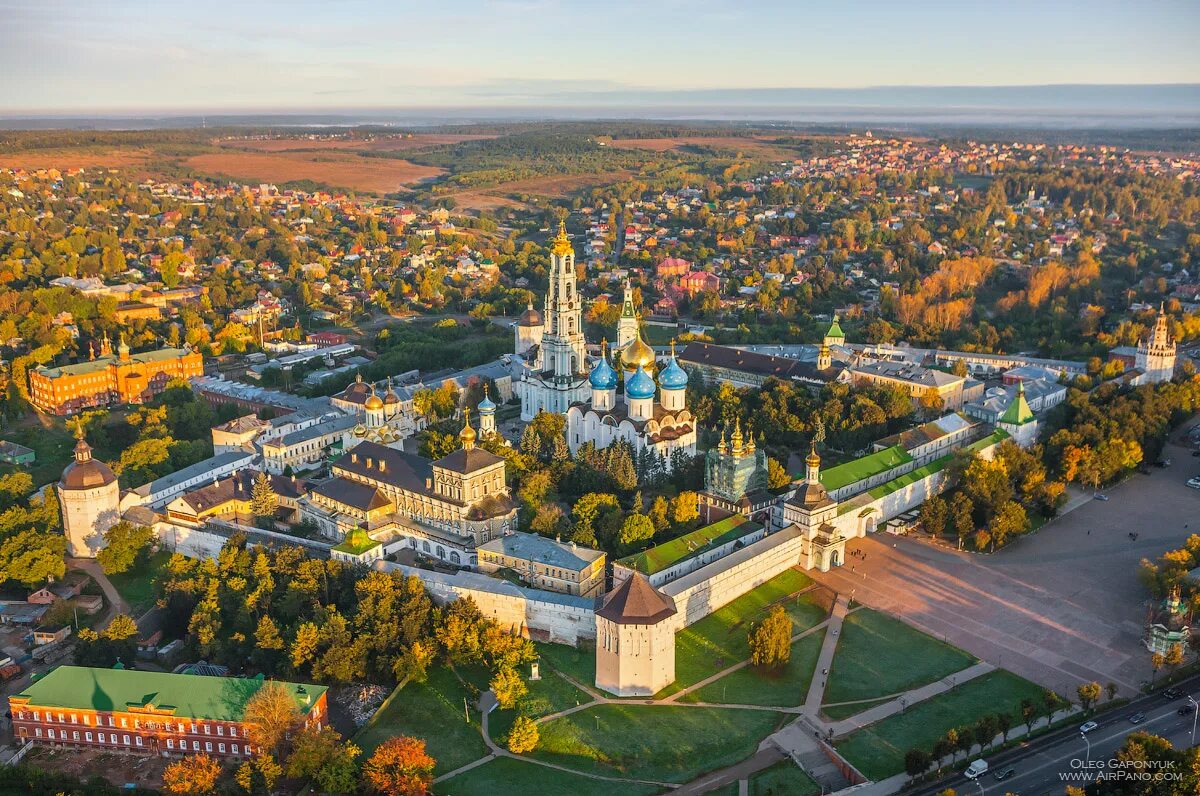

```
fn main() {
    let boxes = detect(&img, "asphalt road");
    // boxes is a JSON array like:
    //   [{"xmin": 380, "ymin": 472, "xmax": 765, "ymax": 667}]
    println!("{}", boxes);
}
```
[{"xmin": 908, "ymin": 675, "xmax": 1200, "ymax": 796}]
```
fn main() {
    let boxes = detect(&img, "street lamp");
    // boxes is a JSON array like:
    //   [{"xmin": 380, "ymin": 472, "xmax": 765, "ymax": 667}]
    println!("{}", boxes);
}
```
[
  {"xmin": 1189, "ymin": 696, "xmax": 1198, "ymax": 746},
  {"xmin": 1081, "ymin": 731, "xmax": 1091, "ymax": 763},
  {"xmin": 973, "ymin": 778, "xmax": 984, "ymax": 796}
]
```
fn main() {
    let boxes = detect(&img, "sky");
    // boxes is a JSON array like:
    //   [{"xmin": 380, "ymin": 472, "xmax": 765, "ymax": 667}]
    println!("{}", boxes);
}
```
[{"xmin": 2, "ymin": 0, "xmax": 1199, "ymax": 113}]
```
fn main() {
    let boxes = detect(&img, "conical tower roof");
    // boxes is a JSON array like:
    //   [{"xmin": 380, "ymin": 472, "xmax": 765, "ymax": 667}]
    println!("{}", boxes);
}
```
[
  {"xmin": 596, "ymin": 572, "xmax": 676, "ymax": 625},
  {"xmin": 999, "ymin": 381, "xmax": 1035, "ymax": 425}
]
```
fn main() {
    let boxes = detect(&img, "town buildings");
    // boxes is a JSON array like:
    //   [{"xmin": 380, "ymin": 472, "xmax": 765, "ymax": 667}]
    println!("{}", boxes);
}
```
[
  {"xmin": 10, "ymin": 666, "xmax": 326, "ymax": 759},
  {"xmin": 29, "ymin": 335, "xmax": 203, "ymax": 415}
]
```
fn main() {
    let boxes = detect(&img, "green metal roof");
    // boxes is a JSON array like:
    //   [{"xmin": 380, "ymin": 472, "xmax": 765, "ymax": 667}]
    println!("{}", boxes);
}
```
[
  {"xmin": 35, "ymin": 348, "xmax": 195, "ymax": 379},
  {"xmin": 825, "ymin": 316, "xmax": 845, "ymax": 340},
  {"xmin": 15, "ymin": 666, "xmax": 325, "ymax": 722},
  {"xmin": 814, "ymin": 445, "xmax": 913, "ymax": 492},
  {"xmin": 616, "ymin": 515, "xmax": 762, "ymax": 576},
  {"xmin": 998, "ymin": 384, "xmax": 1035, "ymax": 425}
]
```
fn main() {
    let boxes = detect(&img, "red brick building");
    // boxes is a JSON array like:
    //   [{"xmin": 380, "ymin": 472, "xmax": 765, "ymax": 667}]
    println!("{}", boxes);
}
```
[{"xmin": 10, "ymin": 665, "xmax": 327, "ymax": 759}]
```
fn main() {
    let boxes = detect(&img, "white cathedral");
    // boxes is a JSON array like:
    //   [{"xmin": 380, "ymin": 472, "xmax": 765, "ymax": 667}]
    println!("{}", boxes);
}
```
[{"xmin": 513, "ymin": 222, "xmax": 697, "ymax": 468}]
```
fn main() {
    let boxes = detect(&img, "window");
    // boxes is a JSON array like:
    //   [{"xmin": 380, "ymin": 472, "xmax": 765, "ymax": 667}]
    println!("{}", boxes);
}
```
[
  {"xmin": 58, "ymin": 712, "xmax": 65, "ymax": 723},
  {"xmin": 35, "ymin": 728, "xmax": 42, "ymax": 738},
  {"xmin": 166, "ymin": 738, "xmax": 173, "ymax": 749},
  {"xmin": 192, "ymin": 740, "xmax": 199, "ymax": 751},
  {"xmin": 98, "ymin": 732, "xmax": 106, "ymax": 743},
  {"xmin": 73, "ymin": 731, "xmax": 79, "ymax": 741},
  {"xmin": 217, "ymin": 725, "xmax": 224, "ymax": 736},
  {"xmin": 230, "ymin": 727, "xmax": 237, "ymax": 737},
  {"xmin": 203, "ymin": 724, "xmax": 210, "ymax": 734},
  {"xmin": 232, "ymin": 744, "xmax": 239, "ymax": 755},
  {"xmin": 47, "ymin": 729, "xmax": 55, "ymax": 740},
  {"xmin": 123, "ymin": 734, "xmax": 130, "ymax": 745},
  {"xmin": 86, "ymin": 732, "xmax": 93, "ymax": 742},
  {"xmin": 219, "ymin": 743, "xmax": 226, "ymax": 754},
  {"xmin": 120, "ymin": 718, "xmax": 127, "ymax": 728},
  {"xmin": 205, "ymin": 741, "xmax": 212, "ymax": 752}
]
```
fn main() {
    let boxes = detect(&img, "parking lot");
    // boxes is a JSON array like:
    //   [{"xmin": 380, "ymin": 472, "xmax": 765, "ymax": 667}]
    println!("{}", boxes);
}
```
[{"xmin": 811, "ymin": 437, "xmax": 1200, "ymax": 697}]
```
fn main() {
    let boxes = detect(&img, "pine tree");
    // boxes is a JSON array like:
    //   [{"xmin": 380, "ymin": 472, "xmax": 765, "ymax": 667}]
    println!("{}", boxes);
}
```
[{"xmin": 250, "ymin": 472, "xmax": 277, "ymax": 519}]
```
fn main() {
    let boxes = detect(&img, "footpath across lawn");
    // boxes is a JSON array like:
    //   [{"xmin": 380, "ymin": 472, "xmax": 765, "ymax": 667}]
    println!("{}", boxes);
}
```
[
  {"xmin": 489, "ymin": 667, "xmax": 590, "ymax": 743},
  {"xmin": 534, "ymin": 640, "xmax": 596, "ymax": 688},
  {"xmin": 355, "ymin": 666, "xmax": 489, "ymax": 776},
  {"xmin": 681, "ymin": 628, "xmax": 825, "ymax": 706},
  {"xmin": 662, "ymin": 569, "xmax": 828, "ymax": 696},
  {"xmin": 435, "ymin": 756, "xmax": 659, "ymax": 796},
  {"xmin": 824, "ymin": 608, "xmax": 975, "ymax": 706},
  {"xmin": 106, "ymin": 549, "xmax": 172, "ymax": 614},
  {"xmin": 533, "ymin": 703, "xmax": 785, "ymax": 783},
  {"xmin": 835, "ymin": 669, "xmax": 1045, "ymax": 780}
]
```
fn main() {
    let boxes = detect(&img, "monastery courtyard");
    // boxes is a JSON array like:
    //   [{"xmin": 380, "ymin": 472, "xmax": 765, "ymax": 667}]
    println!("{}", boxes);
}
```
[{"xmin": 810, "ymin": 437, "xmax": 1200, "ymax": 698}]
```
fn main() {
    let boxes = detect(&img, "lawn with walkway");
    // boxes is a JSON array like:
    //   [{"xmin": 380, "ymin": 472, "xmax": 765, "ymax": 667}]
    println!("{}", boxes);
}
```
[
  {"xmin": 823, "ymin": 608, "xmax": 975, "ymax": 708},
  {"xmin": 355, "ymin": 666, "xmax": 489, "ymax": 775},
  {"xmin": 532, "ymin": 703, "xmax": 785, "ymax": 783},
  {"xmin": 434, "ymin": 756, "xmax": 660, "ymax": 796},
  {"xmin": 489, "ymin": 666, "xmax": 591, "ymax": 743},
  {"xmin": 750, "ymin": 759, "xmax": 820, "ymax": 796},
  {"xmin": 834, "ymin": 670, "xmax": 1045, "ymax": 780},
  {"xmin": 106, "ymin": 549, "xmax": 172, "ymax": 614},
  {"xmin": 680, "ymin": 628, "xmax": 825, "ymax": 706},
  {"xmin": 535, "ymin": 640, "xmax": 596, "ymax": 688},
  {"xmin": 661, "ymin": 569, "xmax": 828, "ymax": 696}
]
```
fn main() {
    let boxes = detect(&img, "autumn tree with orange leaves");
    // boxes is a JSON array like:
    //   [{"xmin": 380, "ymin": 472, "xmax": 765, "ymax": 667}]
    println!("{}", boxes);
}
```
[
  {"xmin": 163, "ymin": 753, "xmax": 221, "ymax": 795},
  {"xmin": 362, "ymin": 736, "xmax": 435, "ymax": 796}
]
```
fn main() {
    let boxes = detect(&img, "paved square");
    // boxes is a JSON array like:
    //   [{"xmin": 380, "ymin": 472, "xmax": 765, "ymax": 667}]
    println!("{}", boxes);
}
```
[{"xmin": 808, "ymin": 439, "xmax": 1200, "ymax": 697}]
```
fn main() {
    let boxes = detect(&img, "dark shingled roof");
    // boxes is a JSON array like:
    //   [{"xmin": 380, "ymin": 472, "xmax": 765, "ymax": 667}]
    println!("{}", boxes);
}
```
[
  {"xmin": 60, "ymin": 440, "xmax": 116, "ymax": 490},
  {"xmin": 596, "ymin": 572, "xmax": 676, "ymax": 625},
  {"xmin": 333, "ymin": 442, "xmax": 434, "ymax": 493},
  {"xmin": 679, "ymin": 341, "xmax": 842, "ymax": 384},
  {"xmin": 311, "ymin": 477, "xmax": 392, "ymax": 512},
  {"xmin": 434, "ymin": 446, "xmax": 504, "ymax": 474}
]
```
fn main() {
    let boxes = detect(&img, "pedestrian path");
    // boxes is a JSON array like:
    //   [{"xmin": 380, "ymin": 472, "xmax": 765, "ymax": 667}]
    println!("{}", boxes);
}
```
[
  {"xmin": 827, "ymin": 661, "xmax": 995, "ymax": 736},
  {"xmin": 803, "ymin": 593, "xmax": 850, "ymax": 712}
]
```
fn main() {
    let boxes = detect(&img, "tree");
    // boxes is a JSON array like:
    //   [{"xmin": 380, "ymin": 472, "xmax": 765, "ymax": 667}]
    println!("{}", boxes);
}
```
[
  {"xmin": 748, "ymin": 605, "xmax": 792, "ymax": 669},
  {"xmin": 235, "ymin": 753, "xmax": 281, "ymax": 795},
  {"xmin": 1020, "ymin": 697, "xmax": 1037, "ymax": 736},
  {"xmin": 973, "ymin": 715, "xmax": 998, "ymax": 751},
  {"xmin": 506, "ymin": 714, "xmax": 540, "ymax": 754},
  {"xmin": 102, "ymin": 613, "xmax": 138, "ymax": 641},
  {"xmin": 984, "ymin": 500, "xmax": 1028, "ymax": 551},
  {"xmin": 250, "ymin": 471, "xmax": 278, "ymax": 520},
  {"xmin": 287, "ymin": 726, "xmax": 361, "ymax": 794},
  {"xmin": 1151, "ymin": 651, "xmax": 1166, "ymax": 687},
  {"xmin": 904, "ymin": 748, "xmax": 933, "ymax": 778},
  {"xmin": 96, "ymin": 521, "xmax": 154, "ymax": 575},
  {"xmin": 617, "ymin": 513, "xmax": 655, "ymax": 551},
  {"xmin": 669, "ymin": 492, "xmax": 699, "ymax": 526},
  {"xmin": 919, "ymin": 495, "xmax": 948, "ymax": 537},
  {"xmin": 948, "ymin": 493, "xmax": 974, "ymax": 548},
  {"xmin": 0, "ymin": 529, "xmax": 66, "ymax": 586},
  {"xmin": 1077, "ymin": 681, "xmax": 1102, "ymax": 713},
  {"xmin": 767, "ymin": 457, "xmax": 791, "ymax": 490},
  {"xmin": 163, "ymin": 753, "xmax": 221, "ymax": 794},
  {"xmin": 362, "ymin": 736, "xmax": 436, "ymax": 796},
  {"xmin": 995, "ymin": 711, "xmax": 1013, "ymax": 743},
  {"xmin": 647, "ymin": 496, "xmax": 670, "ymax": 531},
  {"xmin": 1106, "ymin": 682, "xmax": 1119, "ymax": 702},
  {"xmin": 491, "ymin": 665, "xmax": 527, "ymax": 709},
  {"xmin": 243, "ymin": 681, "xmax": 301, "ymax": 757}
]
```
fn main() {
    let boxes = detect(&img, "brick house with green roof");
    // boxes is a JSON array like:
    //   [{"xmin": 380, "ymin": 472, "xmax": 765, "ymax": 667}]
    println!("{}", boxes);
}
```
[{"xmin": 10, "ymin": 666, "xmax": 327, "ymax": 758}]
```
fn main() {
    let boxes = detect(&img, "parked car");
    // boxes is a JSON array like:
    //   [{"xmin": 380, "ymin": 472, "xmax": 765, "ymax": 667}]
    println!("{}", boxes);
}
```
[
  {"xmin": 1187, "ymin": 477, "xmax": 1200, "ymax": 489},
  {"xmin": 1080, "ymin": 721, "xmax": 1099, "ymax": 733},
  {"xmin": 1094, "ymin": 494, "xmax": 1110, "ymax": 501},
  {"xmin": 965, "ymin": 759, "xmax": 989, "ymax": 779},
  {"xmin": 1191, "ymin": 450, "xmax": 1200, "ymax": 457},
  {"xmin": 1164, "ymin": 687, "xmax": 1183, "ymax": 699},
  {"xmin": 994, "ymin": 767, "xmax": 1016, "ymax": 781},
  {"xmin": 1129, "ymin": 712, "xmax": 1146, "ymax": 724}
]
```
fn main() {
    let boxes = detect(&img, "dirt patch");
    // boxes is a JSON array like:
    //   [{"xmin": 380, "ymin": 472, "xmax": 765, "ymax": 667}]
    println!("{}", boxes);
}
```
[{"xmin": 183, "ymin": 151, "xmax": 444, "ymax": 193}]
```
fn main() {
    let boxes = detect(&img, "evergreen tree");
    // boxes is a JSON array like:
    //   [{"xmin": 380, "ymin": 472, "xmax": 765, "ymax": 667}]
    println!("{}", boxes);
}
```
[{"xmin": 250, "ymin": 472, "xmax": 278, "ymax": 519}]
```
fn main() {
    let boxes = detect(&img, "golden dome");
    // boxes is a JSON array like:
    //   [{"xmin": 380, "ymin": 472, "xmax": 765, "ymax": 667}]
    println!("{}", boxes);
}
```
[
  {"xmin": 459, "ymin": 408, "xmax": 477, "ymax": 449},
  {"xmin": 550, "ymin": 219, "xmax": 573, "ymax": 257},
  {"xmin": 622, "ymin": 331, "xmax": 656, "ymax": 373},
  {"xmin": 806, "ymin": 442, "xmax": 821, "ymax": 469},
  {"xmin": 364, "ymin": 385, "xmax": 384, "ymax": 410}
]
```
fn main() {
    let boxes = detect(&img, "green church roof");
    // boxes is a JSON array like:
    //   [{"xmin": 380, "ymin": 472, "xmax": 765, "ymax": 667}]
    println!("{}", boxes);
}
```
[
  {"xmin": 825, "ymin": 316, "xmax": 846, "ymax": 340},
  {"xmin": 999, "ymin": 383, "xmax": 1035, "ymax": 425},
  {"xmin": 616, "ymin": 515, "xmax": 762, "ymax": 576},
  {"xmin": 14, "ymin": 666, "xmax": 326, "ymax": 722}
]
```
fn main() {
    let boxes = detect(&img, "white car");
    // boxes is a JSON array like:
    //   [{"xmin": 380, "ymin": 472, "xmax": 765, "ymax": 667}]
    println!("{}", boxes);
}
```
[
  {"xmin": 1080, "ymin": 721, "xmax": 1099, "ymax": 733},
  {"xmin": 1187, "ymin": 478, "xmax": 1200, "ymax": 490}
]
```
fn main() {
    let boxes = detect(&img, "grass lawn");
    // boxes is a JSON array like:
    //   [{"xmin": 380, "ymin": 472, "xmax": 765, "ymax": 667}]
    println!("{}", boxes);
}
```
[
  {"xmin": 535, "ymin": 641, "xmax": 596, "ymax": 687},
  {"xmin": 0, "ymin": 416, "xmax": 75, "ymax": 488},
  {"xmin": 662, "ymin": 569, "xmax": 827, "ymax": 697},
  {"xmin": 681, "ymin": 629, "xmax": 825, "ymax": 707},
  {"xmin": 355, "ymin": 666, "xmax": 489, "ymax": 775},
  {"xmin": 824, "ymin": 609, "xmax": 975, "ymax": 705},
  {"xmin": 750, "ymin": 760, "xmax": 820, "ymax": 796},
  {"xmin": 489, "ymin": 668, "xmax": 591, "ymax": 743},
  {"xmin": 835, "ymin": 670, "xmax": 1045, "ymax": 781},
  {"xmin": 434, "ymin": 756, "xmax": 660, "ymax": 796},
  {"xmin": 106, "ymin": 549, "xmax": 172, "ymax": 614},
  {"xmin": 533, "ymin": 703, "xmax": 785, "ymax": 783}
]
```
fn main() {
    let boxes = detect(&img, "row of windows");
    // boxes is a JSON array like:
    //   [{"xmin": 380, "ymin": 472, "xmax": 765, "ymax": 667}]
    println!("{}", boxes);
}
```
[
  {"xmin": 28, "ymin": 727, "xmax": 248, "ymax": 755},
  {"xmin": 20, "ymin": 711, "xmax": 238, "ymax": 737}
]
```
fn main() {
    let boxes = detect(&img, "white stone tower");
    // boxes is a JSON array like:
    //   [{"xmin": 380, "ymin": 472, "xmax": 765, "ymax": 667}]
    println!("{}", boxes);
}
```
[
  {"xmin": 60, "ymin": 420, "xmax": 120, "ymax": 558},
  {"xmin": 595, "ymin": 572, "xmax": 678, "ymax": 697},
  {"xmin": 1135, "ymin": 304, "xmax": 1176, "ymax": 384}
]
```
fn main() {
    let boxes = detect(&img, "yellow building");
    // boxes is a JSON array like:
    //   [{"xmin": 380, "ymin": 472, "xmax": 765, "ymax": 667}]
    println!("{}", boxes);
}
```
[
  {"xmin": 477, "ymin": 532, "xmax": 605, "ymax": 598},
  {"xmin": 30, "ymin": 335, "xmax": 203, "ymax": 415}
]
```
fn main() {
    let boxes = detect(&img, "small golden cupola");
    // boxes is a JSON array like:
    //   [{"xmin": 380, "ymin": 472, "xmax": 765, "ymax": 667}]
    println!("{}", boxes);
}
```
[
  {"xmin": 459, "ymin": 407, "xmax": 477, "ymax": 450},
  {"xmin": 551, "ymin": 219, "xmax": 573, "ymax": 257}
]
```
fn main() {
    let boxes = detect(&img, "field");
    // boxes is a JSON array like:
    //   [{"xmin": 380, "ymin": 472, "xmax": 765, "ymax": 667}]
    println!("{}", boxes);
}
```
[
  {"xmin": 532, "ymin": 703, "xmax": 784, "ymax": 783},
  {"xmin": 355, "ymin": 666, "xmax": 489, "ymax": 775},
  {"xmin": 749, "ymin": 760, "xmax": 820, "ymax": 796},
  {"xmin": 681, "ymin": 629, "xmax": 825, "ymax": 707},
  {"xmin": 0, "ymin": 149, "xmax": 156, "ymax": 172},
  {"xmin": 834, "ymin": 670, "xmax": 1045, "ymax": 780},
  {"xmin": 0, "ymin": 414, "xmax": 76, "ymax": 488},
  {"xmin": 434, "ymin": 756, "xmax": 659, "ymax": 796},
  {"xmin": 183, "ymin": 151, "xmax": 443, "ymax": 193},
  {"xmin": 823, "ymin": 609, "xmax": 976, "ymax": 708},
  {"xmin": 662, "ymin": 569, "xmax": 828, "ymax": 696},
  {"xmin": 219, "ymin": 133, "xmax": 492, "ymax": 153}
]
